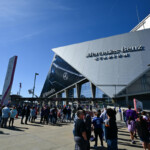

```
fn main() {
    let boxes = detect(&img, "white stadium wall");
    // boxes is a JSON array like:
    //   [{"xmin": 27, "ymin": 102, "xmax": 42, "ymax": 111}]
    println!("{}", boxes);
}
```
[{"xmin": 52, "ymin": 29, "xmax": 150, "ymax": 98}]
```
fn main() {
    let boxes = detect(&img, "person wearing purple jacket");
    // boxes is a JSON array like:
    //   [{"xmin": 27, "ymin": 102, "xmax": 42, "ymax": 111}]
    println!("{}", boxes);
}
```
[
  {"xmin": 126, "ymin": 106, "xmax": 137, "ymax": 121},
  {"xmin": 126, "ymin": 105, "xmax": 137, "ymax": 144}
]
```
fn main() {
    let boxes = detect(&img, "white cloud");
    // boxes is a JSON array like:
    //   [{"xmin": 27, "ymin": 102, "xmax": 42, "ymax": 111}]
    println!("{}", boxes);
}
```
[{"xmin": 0, "ymin": 0, "xmax": 73, "ymax": 21}]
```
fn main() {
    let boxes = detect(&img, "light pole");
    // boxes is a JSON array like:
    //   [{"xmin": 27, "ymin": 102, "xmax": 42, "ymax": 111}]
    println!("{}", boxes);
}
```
[
  {"xmin": 32, "ymin": 73, "xmax": 39, "ymax": 98},
  {"xmin": 18, "ymin": 82, "xmax": 22, "ymax": 95}
]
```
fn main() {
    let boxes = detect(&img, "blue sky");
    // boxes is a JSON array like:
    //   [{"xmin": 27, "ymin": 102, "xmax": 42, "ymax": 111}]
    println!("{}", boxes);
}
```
[{"xmin": 0, "ymin": 0, "xmax": 150, "ymax": 97}]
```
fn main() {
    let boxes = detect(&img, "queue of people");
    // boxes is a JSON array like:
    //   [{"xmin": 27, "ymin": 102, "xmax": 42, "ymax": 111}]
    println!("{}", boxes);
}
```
[
  {"xmin": 1, "ymin": 103, "xmax": 150, "ymax": 150},
  {"xmin": 74, "ymin": 108, "xmax": 118, "ymax": 150},
  {"xmin": 40, "ymin": 105, "xmax": 73, "ymax": 124}
]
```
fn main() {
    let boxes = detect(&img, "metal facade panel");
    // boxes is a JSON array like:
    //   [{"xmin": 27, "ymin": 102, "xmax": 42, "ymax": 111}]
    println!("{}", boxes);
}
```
[{"xmin": 52, "ymin": 29, "xmax": 150, "ymax": 97}]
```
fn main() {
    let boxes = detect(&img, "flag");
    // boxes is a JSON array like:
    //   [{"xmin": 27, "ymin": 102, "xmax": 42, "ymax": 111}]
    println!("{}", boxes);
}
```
[{"xmin": 133, "ymin": 98, "xmax": 143, "ymax": 112}]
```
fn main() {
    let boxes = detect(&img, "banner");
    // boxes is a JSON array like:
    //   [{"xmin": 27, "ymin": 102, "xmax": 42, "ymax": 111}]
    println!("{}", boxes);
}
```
[
  {"xmin": 1, "ymin": 56, "xmax": 18, "ymax": 106},
  {"xmin": 133, "ymin": 98, "xmax": 143, "ymax": 112}
]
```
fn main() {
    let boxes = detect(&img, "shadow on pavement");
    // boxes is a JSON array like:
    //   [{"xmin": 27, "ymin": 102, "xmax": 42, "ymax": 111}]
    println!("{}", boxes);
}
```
[
  {"xmin": 27, "ymin": 123, "xmax": 44, "ymax": 127},
  {"xmin": 90, "ymin": 146, "xmax": 127, "ymax": 150},
  {"xmin": 54, "ymin": 122, "xmax": 72, "ymax": 127},
  {"xmin": 118, "ymin": 141, "xmax": 142, "ymax": 148},
  {"xmin": 118, "ymin": 130, "xmax": 128, "ymax": 133},
  {"xmin": 3, "ymin": 126, "xmax": 29, "ymax": 132},
  {"xmin": 0, "ymin": 131, "xmax": 10, "ymax": 135},
  {"xmin": 118, "ymin": 133, "xmax": 130, "ymax": 136},
  {"xmin": 118, "ymin": 137, "xmax": 132, "ymax": 142}
]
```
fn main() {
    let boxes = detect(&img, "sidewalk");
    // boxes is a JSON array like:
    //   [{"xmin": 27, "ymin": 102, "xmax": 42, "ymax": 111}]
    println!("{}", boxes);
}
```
[{"xmin": 0, "ymin": 118, "xmax": 143, "ymax": 150}]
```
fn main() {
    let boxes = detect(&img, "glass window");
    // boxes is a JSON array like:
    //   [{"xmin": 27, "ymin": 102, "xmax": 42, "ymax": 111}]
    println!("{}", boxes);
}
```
[
  {"xmin": 80, "ymin": 82, "xmax": 92, "ymax": 98},
  {"xmin": 68, "ymin": 89, "xmax": 74, "ymax": 98},
  {"xmin": 73, "ymin": 88, "xmax": 77, "ymax": 98},
  {"xmin": 62, "ymin": 92, "xmax": 66, "ymax": 98},
  {"xmin": 95, "ymin": 87, "xmax": 103, "ymax": 98}
]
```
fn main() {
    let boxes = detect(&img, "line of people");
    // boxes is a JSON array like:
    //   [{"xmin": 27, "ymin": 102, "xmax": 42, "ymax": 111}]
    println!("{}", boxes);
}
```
[
  {"xmin": 40, "ymin": 105, "xmax": 73, "ymax": 125},
  {"xmin": 73, "ymin": 107, "xmax": 118, "ymax": 150}
]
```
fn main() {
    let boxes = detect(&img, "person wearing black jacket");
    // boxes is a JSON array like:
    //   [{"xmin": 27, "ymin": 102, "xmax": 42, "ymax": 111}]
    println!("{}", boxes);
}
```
[
  {"xmin": 25, "ymin": 105, "xmax": 30, "ymax": 124},
  {"xmin": 21, "ymin": 106, "xmax": 26, "ymax": 124},
  {"xmin": 105, "ymin": 108, "xmax": 118, "ymax": 150},
  {"xmin": 74, "ymin": 110, "xmax": 88, "ymax": 150},
  {"xmin": 136, "ymin": 116, "xmax": 150, "ymax": 150},
  {"xmin": 83, "ymin": 110, "xmax": 91, "ymax": 150}
]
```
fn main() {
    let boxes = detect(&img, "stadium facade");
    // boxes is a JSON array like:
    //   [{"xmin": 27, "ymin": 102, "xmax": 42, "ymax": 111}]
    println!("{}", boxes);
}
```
[{"xmin": 41, "ymin": 14, "xmax": 150, "ymax": 108}]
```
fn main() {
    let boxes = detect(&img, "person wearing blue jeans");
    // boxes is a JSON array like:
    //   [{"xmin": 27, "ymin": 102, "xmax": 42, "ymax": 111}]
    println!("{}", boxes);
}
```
[
  {"xmin": 1, "ymin": 105, "xmax": 10, "ymax": 128},
  {"xmin": 100, "ymin": 108, "xmax": 107, "ymax": 141},
  {"xmin": 92, "ymin": 111, "xmax": 103, "ymax": 148}
]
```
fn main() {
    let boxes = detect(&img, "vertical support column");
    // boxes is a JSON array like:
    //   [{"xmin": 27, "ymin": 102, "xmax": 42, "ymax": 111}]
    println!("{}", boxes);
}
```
[
  {"xmin": 126, "ymin": 88, "xmax": 129, "ymax": 105},
  {"xmin": 75, "ymin": 83, "xmax": 81, "ymax": 98},
  {"xmin": 65, "ymin": 89, "xmax": 69, "ymax": 106},
  {"xmin": 90, "ymin": 82, "xmax": 96, "ymax": 98},
  {"xmin": 65, "ymin": 89, "xmax": 69, "ymax": 98},
  {"xmin": 126, "ymin": 96, "xmax": 129, "ymax": 105},
  {"xmin": 56, "ymin": 93, "xmax": 62, "ymax": 106}
]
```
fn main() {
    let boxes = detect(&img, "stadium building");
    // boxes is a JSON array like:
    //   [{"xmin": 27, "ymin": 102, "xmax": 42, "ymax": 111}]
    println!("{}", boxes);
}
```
[{"xmin": 41, "ymin": 14, "xmax": 150, "ymax": 108}]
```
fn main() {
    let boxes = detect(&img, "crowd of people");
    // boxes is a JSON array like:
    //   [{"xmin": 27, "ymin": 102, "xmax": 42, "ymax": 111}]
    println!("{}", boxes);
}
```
[
  {"xmin": 0, "ymin": 104, "xmax": 74, "ymax": 128},
  {"xmin": 0, "ymin": 103, "xmax": 150, "ymax": 150},
  {"xmin": 123, "ymin": 106, "xmax": 150, "ymax": 150},
  {"xmin": 73, "ymin": 107, "xmax": 118, "ymax": 150},
  {"xmin": 0, "ymin": 105, "xmax": 17, "ymax": 128},
  {"xmin": 73, "ymin": 106, "xmax": 150, "ymax": 150}
]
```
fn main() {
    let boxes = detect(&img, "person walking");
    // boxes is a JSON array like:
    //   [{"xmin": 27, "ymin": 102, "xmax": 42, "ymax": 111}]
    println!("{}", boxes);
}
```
[
  {"xmin": 126, "ymin": 105, "xmax": 137, "ymax": 143},
  {"xmin": 127, "ymin": 116, "xmax": 136, "ymax": 144},
  {"xmin": 9, "ymin": 106, "xmax": 17, "ymax": 127},
  {"xmin": 105, "ymin": 108, "xmax": 118, "ymax": 150},
  {"xmin": 1, "ymin": 105, "xmax": 10, "ymax": 128},
  {"xmin": 92, "ymin": 111, "xmax": 104, "ymax": 148},
  {"xmin": 74, "ymin": 110, "xmax": 88, "ymax": 150}
]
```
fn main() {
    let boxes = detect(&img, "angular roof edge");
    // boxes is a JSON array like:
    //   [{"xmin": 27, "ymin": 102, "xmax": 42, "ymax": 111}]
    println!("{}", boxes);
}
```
[{"xmin": 131, "ymin": 14, "xmax": 150, "ymax": 32}]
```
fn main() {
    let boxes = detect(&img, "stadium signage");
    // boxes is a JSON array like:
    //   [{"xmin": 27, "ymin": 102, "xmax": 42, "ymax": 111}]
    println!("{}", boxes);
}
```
[
  {"xmin": 43, "ymin": 88, "xmax": 55, "ymax": 97},
  {"xmin": 86, "ymin": 45, "xmax": 144, "ymax": 61}
]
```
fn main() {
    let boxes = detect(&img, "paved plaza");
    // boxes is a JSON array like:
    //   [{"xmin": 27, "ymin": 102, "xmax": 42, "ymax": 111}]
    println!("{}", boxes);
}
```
[{"xmin": 0, "ymin": 118, "xmax": 143, "ymax": 150}]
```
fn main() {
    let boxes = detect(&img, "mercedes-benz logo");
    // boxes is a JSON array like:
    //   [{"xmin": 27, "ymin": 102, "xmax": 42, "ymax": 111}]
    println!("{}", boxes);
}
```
[{"xmin": 63, "ymin": 72, "xmax": 68, "ymax": 80}]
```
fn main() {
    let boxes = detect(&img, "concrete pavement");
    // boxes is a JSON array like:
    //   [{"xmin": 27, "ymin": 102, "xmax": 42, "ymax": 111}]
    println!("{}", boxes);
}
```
[{"xmin": 0, "ymin": 118, "xmax": 143, "ymax": 150}]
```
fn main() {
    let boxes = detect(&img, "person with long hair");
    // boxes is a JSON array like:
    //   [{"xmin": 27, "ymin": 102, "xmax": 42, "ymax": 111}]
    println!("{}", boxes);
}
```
[
  {"xmin": 136, "ymin": 116, "xmax": 150, "ymax": 150},
  {"xmin": 105, "ymin": 108, "xmax": 118, "ymax": 150}
]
